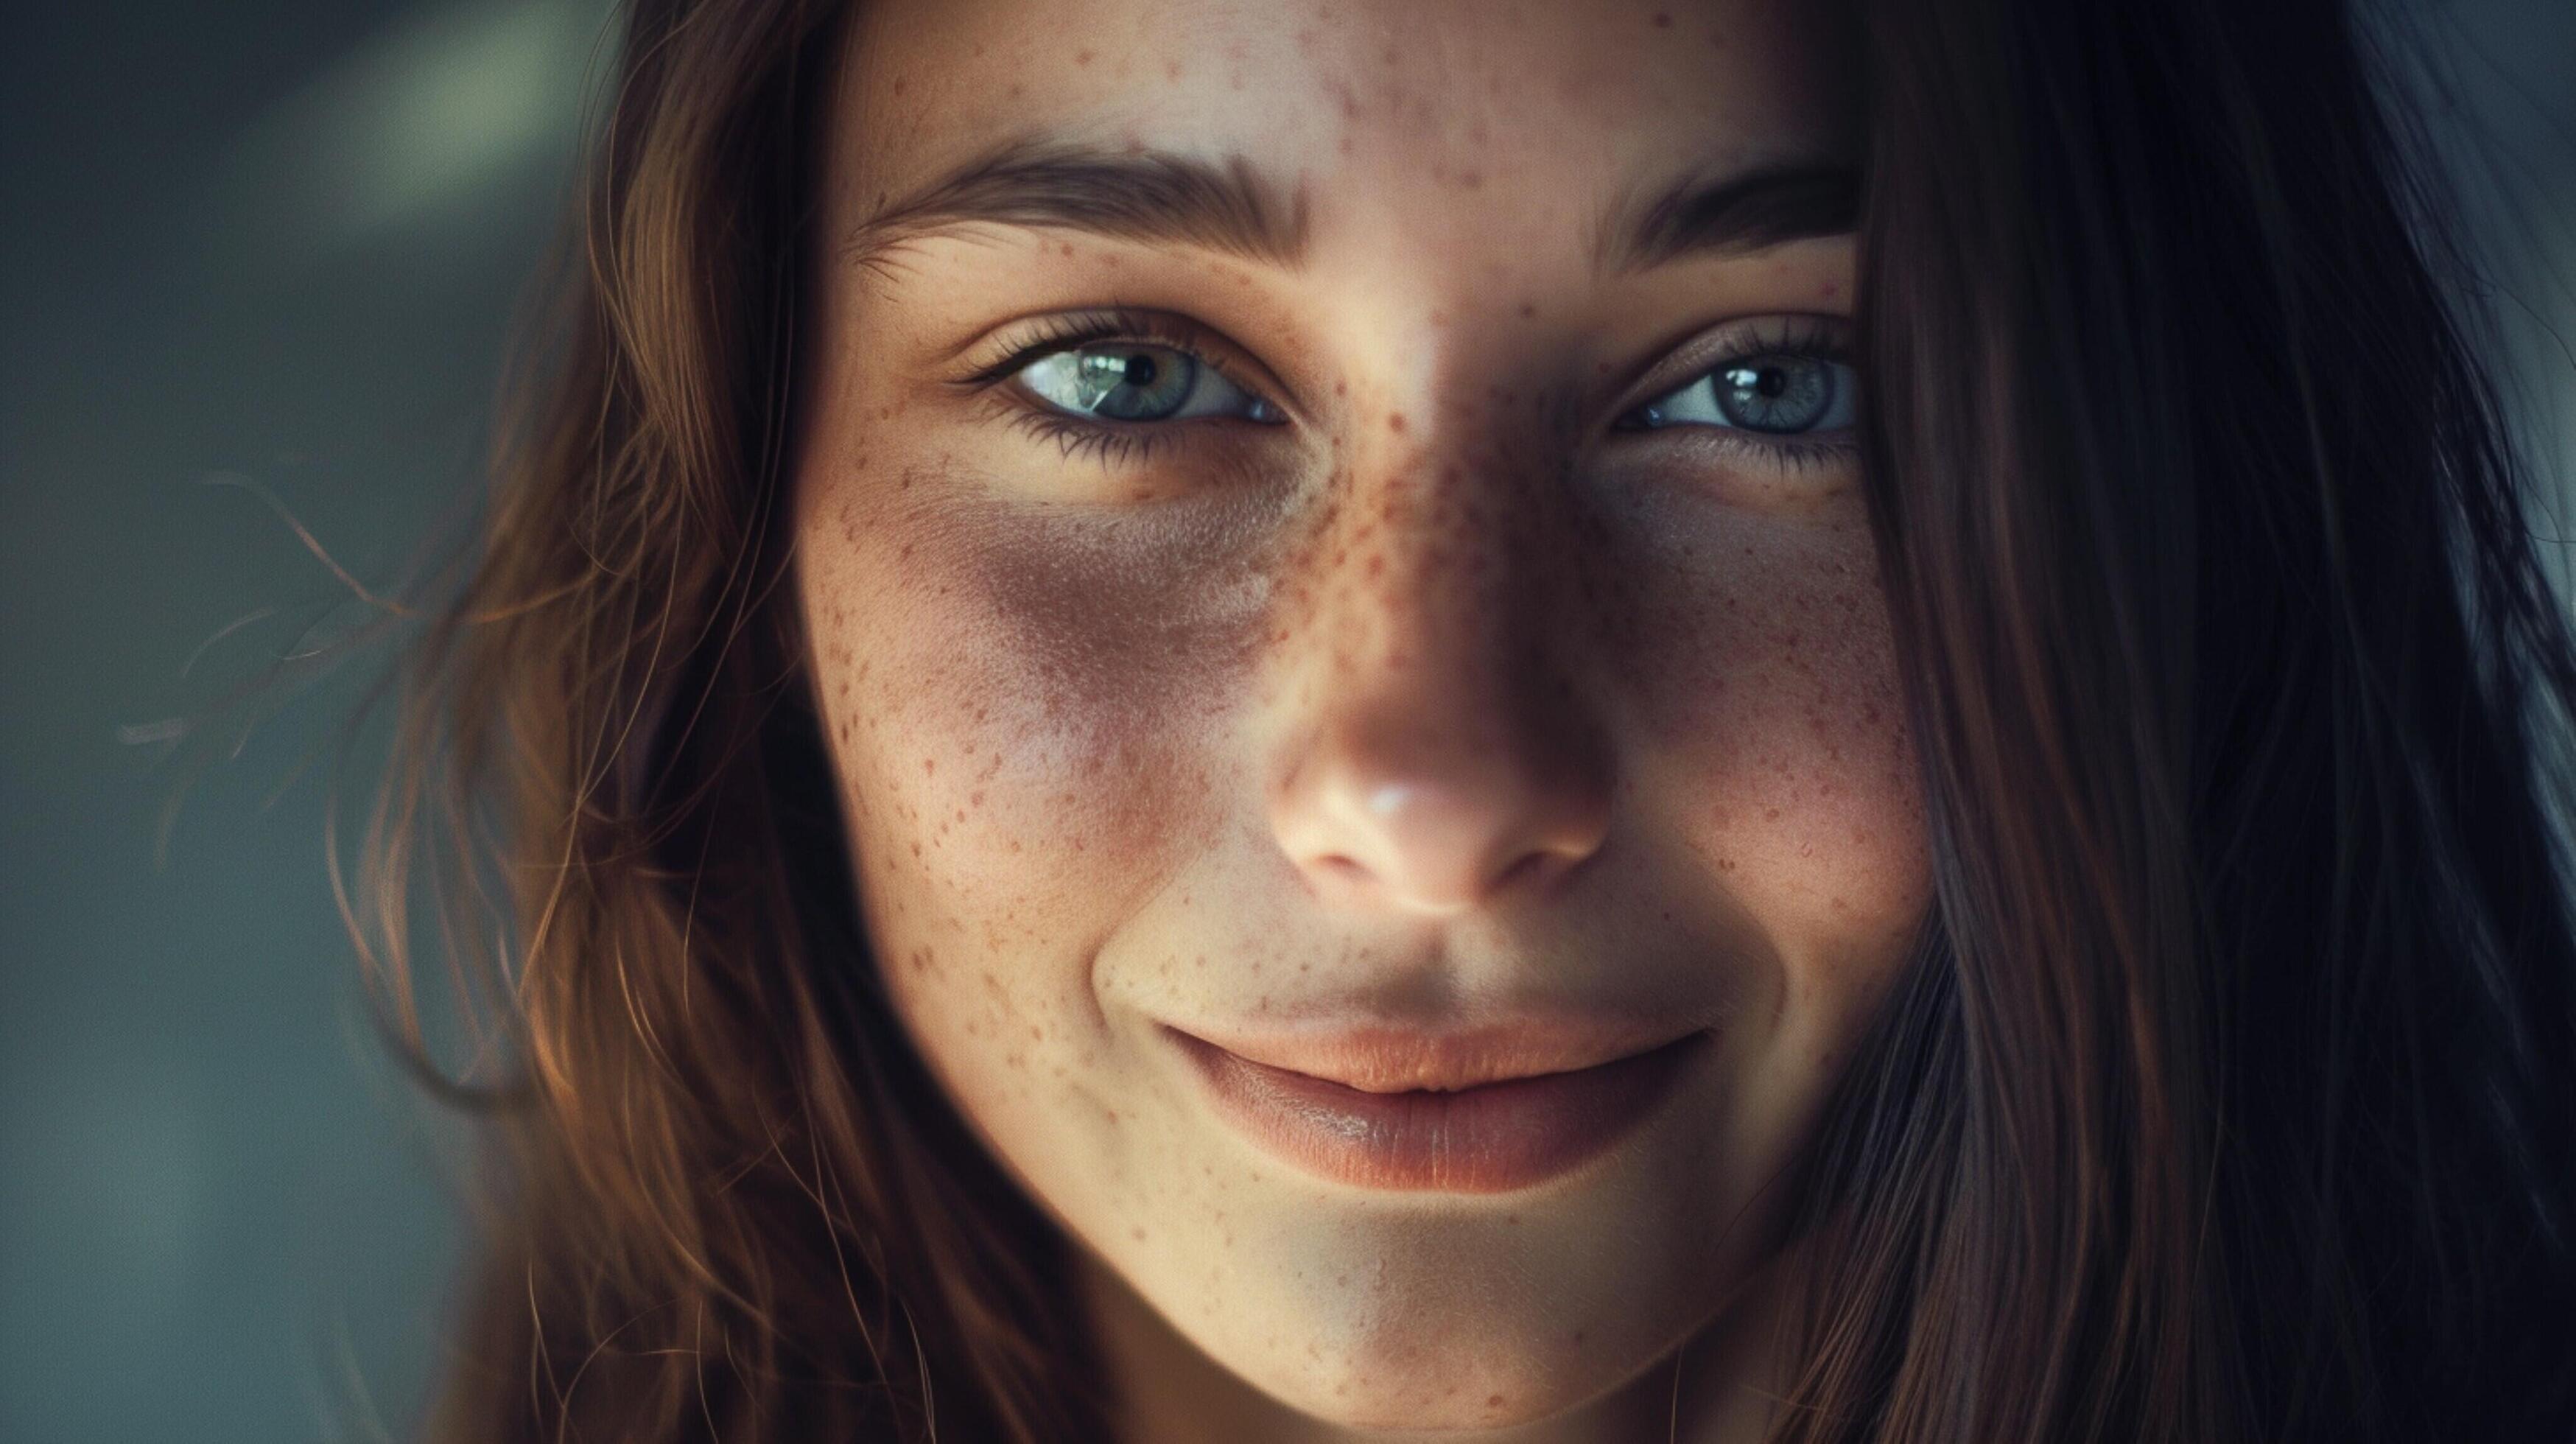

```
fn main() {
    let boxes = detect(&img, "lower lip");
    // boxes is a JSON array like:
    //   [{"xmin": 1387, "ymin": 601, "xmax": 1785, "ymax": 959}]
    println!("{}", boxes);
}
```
[{"xmin": 1167, "ymin": 1028, "xmax": 1708, "ymax": 1194}]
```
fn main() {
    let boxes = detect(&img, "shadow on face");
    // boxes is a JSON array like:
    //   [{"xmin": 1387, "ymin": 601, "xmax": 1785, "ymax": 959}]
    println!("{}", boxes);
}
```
[{"xmin": 790, "ymin": 0, "xmax": 1928, "ymax": 1432}]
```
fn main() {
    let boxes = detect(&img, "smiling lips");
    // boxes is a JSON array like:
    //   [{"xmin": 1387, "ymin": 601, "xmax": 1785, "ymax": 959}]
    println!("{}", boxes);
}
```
[{"xmin": 1165, "ymin": 1023, "xmax": 1710, "ymax": 1193}]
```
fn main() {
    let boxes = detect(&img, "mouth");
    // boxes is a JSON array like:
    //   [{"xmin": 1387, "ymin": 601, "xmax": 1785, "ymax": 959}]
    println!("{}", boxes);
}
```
[{"xmin": 1162, "ymin": 1023, "xmax": 1711, "ymax": 1194}]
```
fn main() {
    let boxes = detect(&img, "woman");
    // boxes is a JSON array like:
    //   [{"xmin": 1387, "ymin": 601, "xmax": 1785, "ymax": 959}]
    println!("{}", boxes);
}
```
[{"xmin": 362, "ymin": 0, "xmax": 2576, "ymax": 1439}]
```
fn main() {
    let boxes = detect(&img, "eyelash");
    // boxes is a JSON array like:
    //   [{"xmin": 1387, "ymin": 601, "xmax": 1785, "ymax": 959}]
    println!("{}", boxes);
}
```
[
  {"xmin": 962, "ymin": 307, "xmax": 1262, "ymax": 466},
  {"xmin": 1667, "ymin": 424, "xmax": 1856, "ymax": 476},
  {"xmin": 1615, "ymin": 316, "xmax": 1859, "ymax": 471},
  {"xmin": 961, "ymin": 309, "xmax": 1860, "ymax": 470}
]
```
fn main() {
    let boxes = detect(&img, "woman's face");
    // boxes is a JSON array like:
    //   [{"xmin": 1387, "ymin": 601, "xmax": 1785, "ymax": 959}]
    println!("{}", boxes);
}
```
[{"xmin": 794, "ymin": 0, "xmax": 1928, "ymax": 1431}]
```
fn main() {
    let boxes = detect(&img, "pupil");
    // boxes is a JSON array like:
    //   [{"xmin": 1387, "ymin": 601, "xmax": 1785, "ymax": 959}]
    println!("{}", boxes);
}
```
[
  {"xmin": 1753, "ymin": 365, "xmax": 1787, "ymax": 399},
  {"xmin": 1122, "ymin": 354, "xmax": 1159, "ymax": 388}
]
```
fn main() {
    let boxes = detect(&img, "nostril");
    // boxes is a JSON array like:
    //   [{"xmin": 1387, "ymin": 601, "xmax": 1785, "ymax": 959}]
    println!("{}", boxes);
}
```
[
  {"xmin": 1492, "ymin": 851, "xmax": 1548, "ymax": 892},
  {"xmin": 1320, "ymin": 855, "xmax": 1371, "ymax": 883}
]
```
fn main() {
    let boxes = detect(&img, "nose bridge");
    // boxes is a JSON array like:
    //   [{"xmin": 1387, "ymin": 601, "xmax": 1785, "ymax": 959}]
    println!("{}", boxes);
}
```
[
  {"xmin": 1320, "ymin": 418, "xmax": 1514, "ymax": 698},
  {"xmin": 1263, "ymin": 383, "xmax": 1610, "ymax": 918},
  {"xmin": 1305, "ymin": 298, "xmax": 1565, "ymax": 687}
]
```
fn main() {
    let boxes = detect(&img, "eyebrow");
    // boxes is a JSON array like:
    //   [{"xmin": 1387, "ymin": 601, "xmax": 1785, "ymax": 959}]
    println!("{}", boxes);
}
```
[
  {"xmin": 840, "ymin": 140, "xmax": 1857, "ymax": 276},
  {"xmin": 1598, "ymin": 164, "xmax": 1860, "ymax": 273},
  {"xmin": 844, "ymin": 140, "xmax": 1312, "ymax": 269}
]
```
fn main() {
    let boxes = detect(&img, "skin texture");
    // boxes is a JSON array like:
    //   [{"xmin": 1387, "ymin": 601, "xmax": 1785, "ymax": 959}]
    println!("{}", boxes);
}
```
[{"xmin": 791, "ymin": 1, "xmax": 1931, "ymax": 1438}]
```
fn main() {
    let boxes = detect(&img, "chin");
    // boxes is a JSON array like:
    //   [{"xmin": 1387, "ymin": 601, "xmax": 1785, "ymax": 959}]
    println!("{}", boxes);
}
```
[
  {"xmin": 1244, "ymin": 1331, "xmax": 1596, "ymax": 1432},
  {"xmin": 1177, "ymin": 1257, "xmax": 1671, "ymax": 1433},
  {"xmin": 1083, "ymin": 1160, "xmax": 1739, "ymax": 1436}
]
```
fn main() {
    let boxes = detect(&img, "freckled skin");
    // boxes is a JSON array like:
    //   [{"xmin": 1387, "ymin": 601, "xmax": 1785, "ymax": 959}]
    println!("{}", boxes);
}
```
[{"xmin": 793, "ymin": 1, "xmax": 1923, "ymax": 1441}]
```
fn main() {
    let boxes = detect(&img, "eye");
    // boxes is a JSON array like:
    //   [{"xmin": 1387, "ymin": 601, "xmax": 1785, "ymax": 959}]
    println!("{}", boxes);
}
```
[
  {"xmin": 1016, "ymin": 343, "xmax": 1283, "ymax": 424},
  {"xmin": 1618, "ymin": 352, "xmax": 1857, "ymax": 435}
]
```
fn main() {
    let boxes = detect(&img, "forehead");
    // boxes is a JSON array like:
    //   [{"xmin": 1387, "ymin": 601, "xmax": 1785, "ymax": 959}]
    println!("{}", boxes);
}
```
[{"xmin": 829, "ymin": 0, "xmax": 1857, "ymax": 255}]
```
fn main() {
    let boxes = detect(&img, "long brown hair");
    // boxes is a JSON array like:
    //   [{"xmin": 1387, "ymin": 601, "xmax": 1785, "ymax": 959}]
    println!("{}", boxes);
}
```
[{"xmin": 361, "ymin": 1, "xmax": 2576, "ymax": 1440}]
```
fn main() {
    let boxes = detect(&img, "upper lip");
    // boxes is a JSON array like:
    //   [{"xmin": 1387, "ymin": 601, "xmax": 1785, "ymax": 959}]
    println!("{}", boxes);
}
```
[{"xmin": 1164, "ymin": 1018, "xmax": 1702, "ymax": 1094}]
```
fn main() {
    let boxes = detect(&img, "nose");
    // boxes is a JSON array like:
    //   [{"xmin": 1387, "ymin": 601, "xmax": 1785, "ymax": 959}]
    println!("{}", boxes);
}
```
[
  {"xmin": 1271, "ymin": 706, "xmax": 1611, "ymax": 916},
  {"xmin": 1265, "ymin": 455, "xmax": 1611, "ymax": 918}
]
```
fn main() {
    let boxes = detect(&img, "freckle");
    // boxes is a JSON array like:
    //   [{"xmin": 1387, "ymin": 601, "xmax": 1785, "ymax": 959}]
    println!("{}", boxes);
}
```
[
  {"xmin": 1487, "ymin": 1394, "xmax": 1505, "ymax": 1407},
  {"xmin": 1075, "ymin": 49, "xmax": 1095, "ymax": 64},
  {"xmin": 1517, "ymin": 301, "xmax": 1537, "ymax": 320},
  {"xmin": 891, "ymin": 76, "xmax": 907, "ymax": 94},
  {"xmin": 924, "ymin": 758, "xmax": 936, "ymax": 775},
  {"xmin": 1387, "ymin": 412, "xmax": 1406, "ymax": 433},
  {"xmin": 1132, "ymin": 1227, "xmax": 1147, "ymax": 1241},
  {"xmin": 1007, "ymin": 83, "xmax": 1025, "ymax": 99},
  {"xmin": 1653, "ymin": 10, "xmax": 1673, "ymax": 26}
]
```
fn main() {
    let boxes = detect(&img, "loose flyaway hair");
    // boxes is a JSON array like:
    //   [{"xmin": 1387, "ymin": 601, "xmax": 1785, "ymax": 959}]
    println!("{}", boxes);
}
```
[{"xmin": 354, "ymin": 1, "xmax": 2576, "ymax": 1440}]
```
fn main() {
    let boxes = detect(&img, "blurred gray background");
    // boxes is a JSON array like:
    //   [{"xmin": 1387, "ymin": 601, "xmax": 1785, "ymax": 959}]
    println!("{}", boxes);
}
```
[{"xmin": 0, "ymin": 2, "xmax": 2569, "ymax": 1441}]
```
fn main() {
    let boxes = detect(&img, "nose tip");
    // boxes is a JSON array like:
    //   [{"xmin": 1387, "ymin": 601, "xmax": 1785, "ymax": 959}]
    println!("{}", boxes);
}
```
[{"xmin": 1271, "ymin": 721, "xmax": 1610, "ymax": 916}]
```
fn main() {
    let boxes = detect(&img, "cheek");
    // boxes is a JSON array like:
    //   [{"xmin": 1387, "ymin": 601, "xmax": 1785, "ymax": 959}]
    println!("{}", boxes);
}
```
[
  {"xmin": 797, "ymin": 455, "xmax": 1274, "ymax": 1071},
  {"xmin": 1615, "ymin": 496, "xmax": 1931, "ymax": 974}
]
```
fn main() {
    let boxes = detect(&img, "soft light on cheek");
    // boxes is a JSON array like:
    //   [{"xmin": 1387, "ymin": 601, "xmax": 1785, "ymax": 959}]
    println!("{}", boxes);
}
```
[
  {"xmin": 1612, "ymin": 496, "xmax": 1931, "ymax": 956},
  {"xmin": 796, "ymin": 464, "xmax": 1296, "ymax": 1204}
]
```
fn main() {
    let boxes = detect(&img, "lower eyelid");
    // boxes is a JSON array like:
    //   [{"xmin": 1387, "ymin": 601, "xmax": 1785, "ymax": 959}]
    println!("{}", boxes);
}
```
[
  {"xmin": 1709, "ymin": 434, "xmax": 1859, "ymax": 474},
  {"xmin": 1007, "ymin": 407, "xmax": 1178, "ymax": 466},
  {"xmin": 994, "ymin": 407, "xmax": 1855, "ymax": 473},
  {"xmin": 994, "ymin": 388, "xmax": 1287, "ymax": 463},
  {"xmin": 1623, "ymin": 424, "xmax": 1861, "ymax": 472}
]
